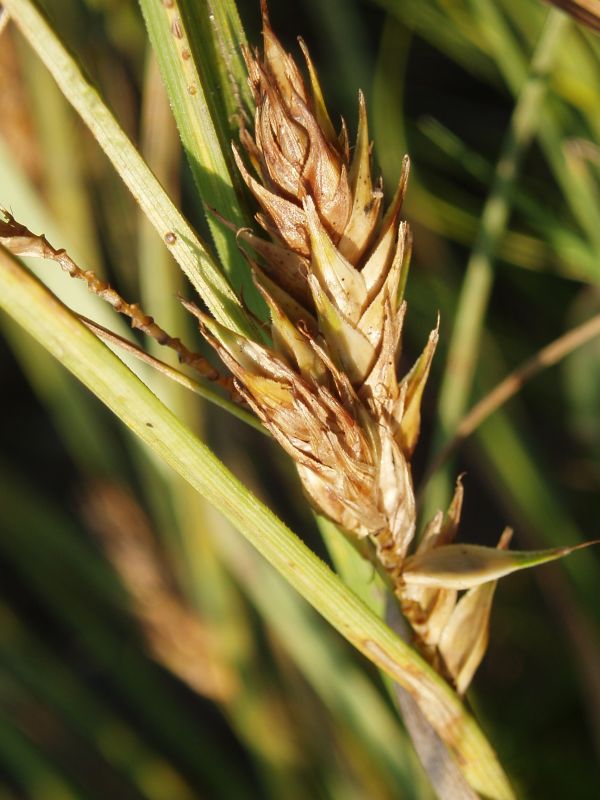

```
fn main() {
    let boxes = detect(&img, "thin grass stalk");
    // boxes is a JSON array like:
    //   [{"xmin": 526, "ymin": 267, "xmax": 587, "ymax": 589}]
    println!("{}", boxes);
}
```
[
  {"xmin": 136, "ymin": 0, "xmax": 261, "ymax": 309},
  {"xmin": 425, "ymin": 9, "xmax": 569, "ymax": 514},
  {"xmin": 424, "ymin": 311, "xmax": 600, "ymax": 484},
  {"xmin": 470, "ymin": 0, "xmax": 600, "ymax": 253},
  {"xmin": 418, "ymin": 117, "xmax": 600, "ymax": 282},
  {"xmin": 2, "ymin": 0, "xmax": 254, "ymax": 337}
]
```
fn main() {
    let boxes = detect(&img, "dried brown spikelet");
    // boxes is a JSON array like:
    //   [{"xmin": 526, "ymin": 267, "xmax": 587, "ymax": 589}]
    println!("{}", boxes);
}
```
[
  {"xmin": 194, "ymin": 4, "xmax": 437, "ymax": 585},
  {"xmin": 188, "ymin": 3, "xmax": 599, "ymax": 695}
]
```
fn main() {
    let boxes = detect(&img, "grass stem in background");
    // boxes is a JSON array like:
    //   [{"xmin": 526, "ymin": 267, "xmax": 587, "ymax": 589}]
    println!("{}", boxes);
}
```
[
  {"xmin": 425, "ymin": 9, "xmax": 570, "ymax": 514},
  {"xmin": 422, "ymin": 310, "xmax": 600, "ymax": 488}
]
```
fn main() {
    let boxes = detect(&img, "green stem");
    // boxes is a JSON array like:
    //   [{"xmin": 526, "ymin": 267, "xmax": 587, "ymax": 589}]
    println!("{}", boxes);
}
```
[
  {"xmin": 137, "ymin": 0, "xmax": 262, "ymax": 312},
  {"xmin": 3, "ymin": 0, "xmax": 254, "ymax": 338},
  {"xmin": 425, "ymin": 9, "xmax": 569, "ymax": 513}
]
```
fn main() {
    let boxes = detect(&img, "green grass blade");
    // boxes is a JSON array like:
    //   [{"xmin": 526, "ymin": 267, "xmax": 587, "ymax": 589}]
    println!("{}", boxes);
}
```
[
  {"xmin": 0, "ymin": 607, "xmax": 196, "ymax": 800},
  {"xmin": 137, "ymin": 0, "xmax": 261, "ymax": 311},
  {"xmin": 176, "ymin": 0, "xmax": 252, "ymax": 131},
  {"xmin": 0, "ymin": 248, "xmax": 515, "ymax": 800},
  {"xmin": 425, "ymin": 9, "xmax": 570, "ymax": 514},
  {"xmin": 3, "ymin": 0, "xmax": 254, "ymax": 337},
  {"xmin": 469, "ymin": 0, "xmax": 600, "ymax": 255},
  {"xmin": 213, "ymin": 519, "xmax": 428, "ymax": 791}
]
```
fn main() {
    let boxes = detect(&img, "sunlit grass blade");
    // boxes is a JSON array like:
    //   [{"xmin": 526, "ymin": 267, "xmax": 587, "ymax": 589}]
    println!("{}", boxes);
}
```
[
  {"xmin": 137, "ymin": 0, "xmax": 261, "ymax": 311},
  {"xmin": 176, "ymin": 0, "xmax": 253, "ymax": 128},
  {"xmin": 214, "ymin": 518, "xmax": 431, "ymax": 794},
  {"xmin": 316, "ymin": 516, "xmax": 386, "ymax": 616},
  {"xmin": 3, "ymin": 0, "xmax": 254, "ymax": 337}
]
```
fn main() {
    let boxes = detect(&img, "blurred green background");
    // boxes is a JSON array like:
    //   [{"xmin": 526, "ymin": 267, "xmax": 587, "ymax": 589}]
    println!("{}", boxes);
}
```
[{"xmin": 1, "ymin": 0, "xmax": 600, "ymax": 797}]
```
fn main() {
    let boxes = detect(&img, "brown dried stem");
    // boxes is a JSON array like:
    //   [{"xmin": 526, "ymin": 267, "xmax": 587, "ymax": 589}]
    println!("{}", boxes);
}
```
[
  {"xmin": 0, "ymin": 211, "xmax": 235, "ymax": 394},
  {"xmin": 422, "ymin": 311, "xmax": 600, "ymax": 489}
]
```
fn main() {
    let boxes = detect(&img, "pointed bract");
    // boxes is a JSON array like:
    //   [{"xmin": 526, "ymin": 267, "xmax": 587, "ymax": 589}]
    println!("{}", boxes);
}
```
[{"xmin": 402, "ymin": 539, "xmax": 600, "ymax": 590}]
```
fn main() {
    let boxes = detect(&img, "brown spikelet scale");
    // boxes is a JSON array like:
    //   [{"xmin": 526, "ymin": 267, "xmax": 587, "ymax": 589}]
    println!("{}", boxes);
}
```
[{"xmin": 189, "ymin": 3, "xmax": 599, "ymax": 695}]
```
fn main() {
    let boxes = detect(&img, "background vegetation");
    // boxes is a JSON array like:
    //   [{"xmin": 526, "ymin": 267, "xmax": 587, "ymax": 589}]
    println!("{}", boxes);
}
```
[{"xmin": 0, "ymin": 0, "xmax": 599, "ymax": 797}]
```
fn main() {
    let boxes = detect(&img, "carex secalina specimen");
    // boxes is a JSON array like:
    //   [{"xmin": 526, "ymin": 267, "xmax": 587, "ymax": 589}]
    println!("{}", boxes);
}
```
[{"xmin": 187, "ymin": 1, "xmax": 596, "ymax": 694}]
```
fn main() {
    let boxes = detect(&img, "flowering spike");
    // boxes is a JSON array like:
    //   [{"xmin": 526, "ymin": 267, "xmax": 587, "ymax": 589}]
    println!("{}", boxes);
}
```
[
  {"xmin": 187, "ymin": 9, "xmax": 597, "ymax": 694},
  {"xmin": 194, "ymin": 8, "xmax": 435, "ymax": 582}
]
